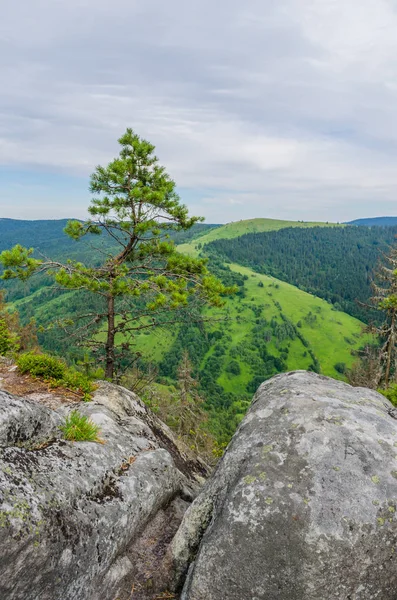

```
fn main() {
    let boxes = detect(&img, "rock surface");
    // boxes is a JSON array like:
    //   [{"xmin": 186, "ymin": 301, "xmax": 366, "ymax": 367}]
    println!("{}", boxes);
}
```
[
  {"xmin": 5, "ymin": 370, "xmax": 397, "ymax": 600},
  {"xmin": 0, "ymin": 381, "xmax": 206, "ymax": 600},
  {"xmin": 173, "ymin": 371, "xmax": 397, "ymax": 600}
]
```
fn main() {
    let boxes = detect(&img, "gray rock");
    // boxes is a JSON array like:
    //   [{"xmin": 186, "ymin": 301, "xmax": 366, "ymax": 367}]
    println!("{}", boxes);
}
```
[
  {"xmin": 0, "ymin": 389, "xmax": 61, "ymax": 447},
  {"xmin": 0, "ymin": 382, "xmax": 206, "ymax": 600},
  {"xmin": 174, "ymin": 371, "xmax": 397, "ymax": 600}
]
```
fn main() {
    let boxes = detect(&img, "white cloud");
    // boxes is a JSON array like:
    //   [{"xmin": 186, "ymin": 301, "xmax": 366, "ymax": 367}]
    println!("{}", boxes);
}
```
[{"xmin": 1, "ymin": 0, "xmax": 397, "ymax": 222}]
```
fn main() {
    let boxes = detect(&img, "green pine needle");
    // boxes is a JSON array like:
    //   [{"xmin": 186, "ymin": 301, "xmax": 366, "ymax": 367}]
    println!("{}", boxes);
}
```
[{"xmin": 60, "ymin": 410, "xmax": 103, "ymax": 443}]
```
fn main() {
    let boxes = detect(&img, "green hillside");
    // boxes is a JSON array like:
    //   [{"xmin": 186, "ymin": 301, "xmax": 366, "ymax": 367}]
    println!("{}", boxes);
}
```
[
  {"xmin": 205, "ymin": 224, "xmax": 397, "ymax": 323},
  {"xmin": 11, "ymin": 259, "xmax": 367, "ymax": 384},
  {"xmin": 1, "ymin": 216, "xmax": 370, "ymax": 443},
  {"xmin": 178, "ymin": 217, "xmax": 343, "ymax": 255},
  {"xmin": 133, "ymin": 262, "xmax": 367, "ymax": 383},
  {"xmin": 227, "ymin": 264, "xmax": 367, "ymax": 378},
  {"xmin": 5, "ymin": 217, "xmax": 367, "ymax": 386}
]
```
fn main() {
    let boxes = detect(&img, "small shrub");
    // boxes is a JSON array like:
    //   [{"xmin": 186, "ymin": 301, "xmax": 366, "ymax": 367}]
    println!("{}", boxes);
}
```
[
  {"xmin": 60, "ymin": 410, "xmax": 102, "ymax": 442},
  {"xmin": 16, "ymin": 352, "xmax": 96, "ymax": 400},
  {"xmin": 226, "ymin": 360, "xmax": 241, "ymax": 376},
  {"xmin": 379, "ymin": 385, "xmax": 397, "ymax": 407},
  {"xmin": 59, "ymin": 370, "xmax": 95, "ymax": 401},
  {"xmin": 0, "ymin": 319, "xmax": 14, "ymax": 356},
  {"xmin": 308, "ymin": 361, "xmax": 320, "ymax": 374},
  {"xmin": 334, "ymin": 362, "xmax": 346, "ymax": 375},
  {"xmin": 17, "ymin": 352, "xmax": 66, "ymax": 379}
]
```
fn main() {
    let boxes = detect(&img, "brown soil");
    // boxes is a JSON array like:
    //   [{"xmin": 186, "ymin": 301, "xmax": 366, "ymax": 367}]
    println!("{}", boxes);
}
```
[{"xmin": 0, "ymin": 357, "xmax": 83, "ymax": 410}]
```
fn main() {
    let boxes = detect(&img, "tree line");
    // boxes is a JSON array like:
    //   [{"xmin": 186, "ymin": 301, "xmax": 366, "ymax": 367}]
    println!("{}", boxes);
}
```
[{"xmin": 206, "ymin": 225, "xmax": 397, "ymax": 322}]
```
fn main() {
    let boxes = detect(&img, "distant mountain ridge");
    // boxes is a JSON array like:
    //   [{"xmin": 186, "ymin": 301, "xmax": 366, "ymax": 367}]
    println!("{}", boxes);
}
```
[
  {"xmin": 0, "ymin": 219, "xmax": 218, "ymax": 257},
  {"xmin": 0, "ymin": 219, "xmax": 78, "ymax": 257},
  {"xmin": 178, "ymin": 217, "xmax": 343, "ymax": 256},
  {"xmin": 348, "ymin": 216, "xmax": 397, "ymax": 227}
]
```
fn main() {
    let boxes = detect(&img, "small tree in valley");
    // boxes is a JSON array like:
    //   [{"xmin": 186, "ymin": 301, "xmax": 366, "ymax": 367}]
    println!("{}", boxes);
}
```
[
  {"xmin": 0, "ymin": 291, "xmax": 37, "ymax": 357},
  {"xmin": 143, "ymin": 350, "xmax": 215, "ymax": 460},
  {"xmin": 0, "ymin": 129, "xmax": 231, "ymax": 379},
  {"xmin": 365, "ymin": 243, "xmax": 397, "ymax": 387}
]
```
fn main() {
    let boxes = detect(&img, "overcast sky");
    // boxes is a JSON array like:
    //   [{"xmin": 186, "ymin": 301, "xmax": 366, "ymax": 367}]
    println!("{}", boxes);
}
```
[{"xmin": 1, "ymin": 0, "xmax": 397, "ymax": 223}]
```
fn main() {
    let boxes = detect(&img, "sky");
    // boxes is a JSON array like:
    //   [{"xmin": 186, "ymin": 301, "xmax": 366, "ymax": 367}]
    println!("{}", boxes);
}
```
[{"xmin": 2, "ymin": 0, "xmax": 397, "ymax": 223}]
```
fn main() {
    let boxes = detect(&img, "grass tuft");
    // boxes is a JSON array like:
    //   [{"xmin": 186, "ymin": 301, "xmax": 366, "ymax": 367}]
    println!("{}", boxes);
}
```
[{"xmin": 60, "ymin": 410, "xmax": 103, "ymax": 443}]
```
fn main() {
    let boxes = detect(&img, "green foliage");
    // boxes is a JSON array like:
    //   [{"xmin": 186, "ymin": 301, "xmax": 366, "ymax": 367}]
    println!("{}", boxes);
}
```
[
  {"xmin": 379, "ymin": 385, "xmax": 397, "ymax": 407},
  {"xmin": 0, "ymin": 319, "xmax": 10, "ymax": 355},
  {"xmin": 16, "ymin": 352, "xmax": 96, "ymax": 400},
  {"xmin": 59, "ymin": 370, "xmax": 96, "ymax": 400},
  {"xmin": 226, "ymin": 360, "xmax": 241, "ymax": 376},
  {"xmin": 60, "ymin": 410, "xmax": 102, "ymax": 442},
  {"xmin": 365, "ymin": 242, "xmax": 397, "ymax": 387},
  {"xmin": 334, "ymin": 362, "xmax": 346, "ymax": 374},
  {"xmin": 154, "ymin": 259, "xmax": 366, "ymax": 442},
  {"xmin": 0, "ymin": 215, "xmax": 373, "ymax": 446},
  {"xmin": 0, "ymin": 319, "xmax": 12, "ymax": 356},
  {"xmin": 206, "ymin": 225, "xmax": 397, "ymax": 322},
  {"xmin": 0, "ymin": 292, "xmax": 38, "ymax": 357},
  {"xmin": 0, "ymin": 319, "xmax": 15, "ymax": 356},
  {"xmin": 6, "ymin": 253, "xmax": 366, "ymax": 445},
  {"xmin": 0, "ymin": 244, "xmax": 42, "ymax": 281},
  {"xmin": 141, "ymin": 352, "xmax": 219, "ymax": 462},
  {"xmin": 17, "ymin": 352, "xmax": 66, "ymax": 379},
  {"xmin": 177, "ymin": 217, "xmax": 343, "ymax": 253}
]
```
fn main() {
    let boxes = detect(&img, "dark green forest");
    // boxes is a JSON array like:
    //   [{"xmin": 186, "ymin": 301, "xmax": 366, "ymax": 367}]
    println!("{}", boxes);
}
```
[
  {"xmin": 0, "ymin": 219, "xmax": 218, "ymax": 258},
  {"xmin": 206, "ymin": 225, "xmax": 397, "ymax": 322}
]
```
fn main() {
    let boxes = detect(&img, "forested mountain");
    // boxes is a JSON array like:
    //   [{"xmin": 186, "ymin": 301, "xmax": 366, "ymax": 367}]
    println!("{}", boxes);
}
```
[
  {"xmin": 0, "ymin": 219, "xmax": 219, "ymax": 303},
  {"xmin": 0, "ymin": 217, "xmax": 375, "ymax": 442},
  {"xmin": 177, "ymin": 217, "xmax": 342, "ymax": 254},
  {"xmin": 0, "ymin": 219, "xmax": 78, "ymax": 255},
  {"xmin": 7, "ymin": 254, "xmax": 365, "ymax": 441},
  {"xmin": 0, "ymin": 219, "xmax": 218, "ymax": 256},
  {"xmin": 348, "ymin": 217, "xmax": 397, "ymax": 227},
  {"xmin": 206, "ymin": 225, "xmax": 397, "ymax": 322}
]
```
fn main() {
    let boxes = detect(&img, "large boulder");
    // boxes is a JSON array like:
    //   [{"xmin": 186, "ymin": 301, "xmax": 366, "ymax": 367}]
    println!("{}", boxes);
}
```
[
  {"xmin": 0, "ymin": 381, "xmax": 206, "ymax": 600},
  {"xmin": 173, "ymin": 371, "xmax": 397, "ymax": 599}
]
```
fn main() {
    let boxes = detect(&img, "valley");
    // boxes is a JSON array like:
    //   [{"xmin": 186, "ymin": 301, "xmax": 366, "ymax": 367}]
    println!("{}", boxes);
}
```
[{"xmin": 0, "ymin": 216, "xmax": 377, "ymax": 441}]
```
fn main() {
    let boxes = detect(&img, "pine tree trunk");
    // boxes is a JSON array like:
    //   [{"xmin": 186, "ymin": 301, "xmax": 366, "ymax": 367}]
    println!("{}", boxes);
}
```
[{"xmin": 105, "ymin": 293, "xmax": 115, "ymax": 380}]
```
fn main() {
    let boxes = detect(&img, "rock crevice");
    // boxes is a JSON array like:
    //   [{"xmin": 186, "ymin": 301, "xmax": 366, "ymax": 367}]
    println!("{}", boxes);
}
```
[{"xmin": 0, "ymin": 381, "xmax": 206, "ymax": 600}]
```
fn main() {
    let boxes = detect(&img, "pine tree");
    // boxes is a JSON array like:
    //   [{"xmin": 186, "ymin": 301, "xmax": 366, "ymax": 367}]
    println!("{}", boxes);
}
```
[
  {"xmin": 177, "ymin": 350, "xmax": 198, "ymax": 406},
  {"xmin": 0, "ymin": 319, "xmax": 12, "ymax": 356},
  {"xmin": 367, "ymin": 243, "xmax": 397, "ymax": 387},
  {"xmin": 0, "ymin": 129, "xmax": 232, "ymax": 380},
  {"xmin": 174, "ymin": 351, "xmax": 212, "ymax": 455}
]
